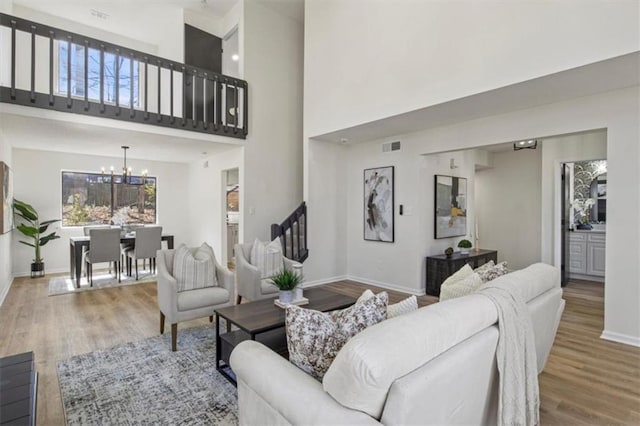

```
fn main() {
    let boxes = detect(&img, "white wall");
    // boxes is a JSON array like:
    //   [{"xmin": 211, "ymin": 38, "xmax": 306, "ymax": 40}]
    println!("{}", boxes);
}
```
[
  {"xmin": 241, "ymin": 0, "xmax": 303, "ymax": 242},
  {"xmin": 186, "ymin": 147, "xmax": 243, "ymax": 263},
  {"xmin": 10, "ymin": 148, "xmax": 190, "ymax": 276},
  {"xmin": 307, "ymin": 86, "xmax": 639, "ymax": 344},
  {"xmin": 476, "ymin": 148, "xmax": 543, "ymax": 271},
  {"xmin": 0, "ymin": 128, "xmax": 12, "ymax": 305},
  {"xmin": 304, "ymin": 0, "xmax": 640, "ymax": 138}
]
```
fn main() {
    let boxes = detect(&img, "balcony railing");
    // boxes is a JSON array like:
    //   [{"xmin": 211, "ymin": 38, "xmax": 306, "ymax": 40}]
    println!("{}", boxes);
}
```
[
  {"xmin": 0, "ymin": 13, "xmax": 248, "ymax": 138},
  {"xmin": 271, "ymin": 202, "xmax": 308, "ymax": 263}
]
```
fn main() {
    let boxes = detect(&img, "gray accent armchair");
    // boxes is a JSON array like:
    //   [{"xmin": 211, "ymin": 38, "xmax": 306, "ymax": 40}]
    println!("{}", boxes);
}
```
[
  {"xmin": 234, "ymin": 242, "xmax": 303, "ymax": 304},
  {"xmin": 156, "ymin": 248, "xmax": 234, "ymax": 351}
]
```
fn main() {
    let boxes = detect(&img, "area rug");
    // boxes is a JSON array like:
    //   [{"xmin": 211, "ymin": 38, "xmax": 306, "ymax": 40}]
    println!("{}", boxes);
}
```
[
  {"xmin": 49, "ymin": 269, "xmax": 157, "ymax": 296},
  {"xmin": 57, "ymin": 325, "xmax": 238, "ymax": 425}
]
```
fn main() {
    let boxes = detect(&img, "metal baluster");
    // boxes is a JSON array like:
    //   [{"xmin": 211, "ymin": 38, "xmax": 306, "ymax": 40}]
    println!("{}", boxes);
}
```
[
  {"xmin": 222, "ymin": 78, "xmax": 228, "ymax": 133},
  {"xmin": 169, "ymin": 64, "xmax": 174, "ymax": 123},
  {"xmin": 10, "ymin": 20, "xmax": 16, "ymax": 99},
  {"xmin": 233, "ymin": 80, "xmax": 239, "ymax": 134},
  {"xmin": 115, "ymin": 48, "xmax": 120, "ymax": 115},
  {"xmin": 100, "ymin": 45, "xmax": 105, "ymax": 112},
  {"xmin": 181, "ymin": 65, "xmax": 186, "ymax": 126},
  {"xmin": 83, "ymin": 40, "xmax": 89, "ymax": 110},
  {"xmin": 30, "ymin": 25, "xmax": 36, "ymax": 102},
  {"xmin": 157, "ymin": 60, "xmax": 161, "ymax": 122},
  {"xmin": 129, "ymin": 52, "xmax": 134, "ymax": 118},
  {"xmin": 66, "ymin": 36, "xmax": 72, "ymax": 108},
  {"xmin": 144, "ymin": 57, "xmax": 148, "ymax": 120},
  {"xmin": 213, "ymin": 76, "xmax": 220, "ymax": 131},
  {"xmin": 202, "ymin": 73, "xmax": 208, "ymax": 130},
  {"xmin": 243, "ymin": 81, "xmax": 248, "ymax": 136},
  {"xmin": 48, "ymin": 31, "xmax": 54, "ymax": 105},
  {"xmin": 192, "ymin": 70, "xmax": 197, "ymax": 128}
]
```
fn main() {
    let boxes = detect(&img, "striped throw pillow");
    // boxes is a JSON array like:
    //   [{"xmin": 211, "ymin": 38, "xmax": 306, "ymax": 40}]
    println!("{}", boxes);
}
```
[
  {"xmin": 173, "ymin": 243, "xmax": 218, "ymax": 292},
  {"xmin": 250, "ymin": 238, "xmax": 284, "ymax": 279}
]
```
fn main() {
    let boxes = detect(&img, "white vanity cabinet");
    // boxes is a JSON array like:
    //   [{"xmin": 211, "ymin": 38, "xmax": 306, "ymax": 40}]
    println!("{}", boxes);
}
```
[{"xmin": 569, "ymin": 230, "xmax": 605, "ymax": 281}]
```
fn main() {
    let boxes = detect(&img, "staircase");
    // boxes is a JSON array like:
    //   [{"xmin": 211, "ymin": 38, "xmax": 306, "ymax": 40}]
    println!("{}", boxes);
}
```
[{"xmin": 271, "ymin": 202, "xmax": 308, "ymax": 263}]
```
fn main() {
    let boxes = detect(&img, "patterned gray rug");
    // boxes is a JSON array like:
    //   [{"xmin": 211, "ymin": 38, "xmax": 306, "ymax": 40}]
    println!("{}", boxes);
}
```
[
  {"xmin": 49, "ymin": 269, "xmax": 156, "ymax": 296},
  {"xmin": 57, "ymin": 325, "xmax": 238, "ymax": 425}
]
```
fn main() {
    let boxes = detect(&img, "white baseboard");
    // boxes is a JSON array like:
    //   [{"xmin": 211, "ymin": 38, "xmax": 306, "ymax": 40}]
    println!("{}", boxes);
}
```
[
  {"xmin": 0, "ymin": 276, "xmax": 14, "ymax": 307},
  {"xmin": 302, "ymin": 275, "xmax": 348, "ymax": 288},
  {"xmin": 600, "ymin": 330, "xmax": 640, "ymax": 347},
  {"xmin": 345, "ymin": 275, "xmax": 425, "ymax": 296},
  {"xmin": 12, "ymin": 266, "xmax": 70, "ymax": 278}
]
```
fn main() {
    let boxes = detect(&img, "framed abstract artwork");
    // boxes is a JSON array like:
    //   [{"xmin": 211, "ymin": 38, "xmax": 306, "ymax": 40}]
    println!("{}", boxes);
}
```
[
  {"xmin": 434, "ymin": 175, "xmax": 467, "ymax": 239},
  {"xmin": 0, "ymin": 161, "xmax": 13, "ymax": 234},
  {"xmin": 364, "ymin": 166, "xmax": 394, "ymax": 242}
]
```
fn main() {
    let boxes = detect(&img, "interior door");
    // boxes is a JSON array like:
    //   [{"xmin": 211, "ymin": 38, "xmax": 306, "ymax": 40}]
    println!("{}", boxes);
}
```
[
  {"xmin": 184, "ymin": 24, "xmax": 222, "ymax": 123},
  {"xmin": 561, "ymin": 163, "xmax": 571, "ymax": 287}
]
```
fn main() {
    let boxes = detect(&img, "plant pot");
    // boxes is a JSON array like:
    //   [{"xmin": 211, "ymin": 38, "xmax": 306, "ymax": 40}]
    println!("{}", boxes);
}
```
[
  {"xmin": 459, "ymin": 248, "xmax": 470, "ymax": 255},
  {"xmin": 279, "ymin": 290, "xmax": 294, "ymax": 304},
  {"xmin": 31, "ymin": 262, "xmax": 44, "ymax": 278}
]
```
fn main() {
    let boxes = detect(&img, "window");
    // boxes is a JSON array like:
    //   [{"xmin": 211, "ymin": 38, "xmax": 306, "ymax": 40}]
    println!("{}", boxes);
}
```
[
  {"xmin": 57, "ymin": 41, "xmax": 140, "ymax": 107},
  {"xmin": 62, "ymin": 172, "xmax": 156, "ymax": 226}
]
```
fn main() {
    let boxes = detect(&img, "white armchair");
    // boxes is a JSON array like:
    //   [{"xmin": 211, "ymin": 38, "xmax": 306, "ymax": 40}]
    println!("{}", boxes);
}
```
[
  {"xmin": 156, "ymin": 248, "xmax": 234, "ymax": 351},
  {"xmin": 235, "ymin": 242, "xmax": 303, "ymax": 304}
]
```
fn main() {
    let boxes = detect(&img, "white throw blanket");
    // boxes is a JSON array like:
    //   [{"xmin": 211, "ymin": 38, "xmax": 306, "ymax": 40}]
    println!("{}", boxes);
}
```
[{"xmin": 479, "ymin": 282, "xmax": 539, "ymax": 426}]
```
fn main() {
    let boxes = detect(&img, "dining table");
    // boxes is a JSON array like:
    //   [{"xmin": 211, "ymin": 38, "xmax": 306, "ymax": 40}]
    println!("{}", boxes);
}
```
[{"xmin": 69, "ymin": 234, "xmax": 174, "ymax": 288}]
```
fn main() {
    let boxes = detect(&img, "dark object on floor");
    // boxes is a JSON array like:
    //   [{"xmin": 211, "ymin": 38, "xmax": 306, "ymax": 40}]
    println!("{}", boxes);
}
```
[{"xmin": 0, "ymin": 351, "xmax": 38, "ymax": 426}]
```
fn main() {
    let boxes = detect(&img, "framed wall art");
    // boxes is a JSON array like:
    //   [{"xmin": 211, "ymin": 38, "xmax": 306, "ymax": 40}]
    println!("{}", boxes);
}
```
[
  {"xmin": 434, "ymin": 174, "xmax": 467, "ymax": 239},
  {"xmin": 1, "ymin": 161, "xmax": 14, "ymax": 234},
  {"xmin": 364, "ymin": 166, "xmax": 394, "ymax": 242}
]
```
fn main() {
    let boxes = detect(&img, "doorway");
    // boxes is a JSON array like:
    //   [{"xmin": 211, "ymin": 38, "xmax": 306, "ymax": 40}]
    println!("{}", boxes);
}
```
[{"xmin": 223, "ymin": 168, "xmax": 239, "ymax": 269}]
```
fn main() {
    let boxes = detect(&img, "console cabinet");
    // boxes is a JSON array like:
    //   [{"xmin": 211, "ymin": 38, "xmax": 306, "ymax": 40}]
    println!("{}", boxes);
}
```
[
  {"xmin": 425, "ymin": 249, "xmax": 497, "ymax": 296},
  {"xmin": 569, "ymin": 231, "xmax": 605, "ymax": 280}
]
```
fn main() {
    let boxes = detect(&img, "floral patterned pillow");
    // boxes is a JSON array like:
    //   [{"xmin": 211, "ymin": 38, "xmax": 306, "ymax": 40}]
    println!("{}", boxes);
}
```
[
  {"xmin": 285, "ymin": 292, "xmax": 388, "ymax": 380},
  {"xmin": 475, "ymin": 261, "xmax": 509, "ymax": 283}
]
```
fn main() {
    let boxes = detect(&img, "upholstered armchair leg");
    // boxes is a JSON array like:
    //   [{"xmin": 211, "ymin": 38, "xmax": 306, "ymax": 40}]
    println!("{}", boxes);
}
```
[
  {"xmin": 160, "ymin": 312, "xmax": 165, "ymax": 333},
  {"xmin": 117, "ymin": 261, "xmax": 121, "ymax": 282},
  {"xmin": 171, "ymin": 324, "xmax": 177, "ymax": 351},
  {"xmin": 236, "ymin": 295, "xmax": 242, "ymax": 305},
  {"xmin": 209, "ymin": 315, "xmax": 213, "ymax": 323}
]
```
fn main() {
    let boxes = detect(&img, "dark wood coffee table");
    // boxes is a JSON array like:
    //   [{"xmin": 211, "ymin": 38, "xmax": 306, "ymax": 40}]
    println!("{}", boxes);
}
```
[{"xmin": 215, "ymin": 287, "xmax": 355, "ymax": 385}]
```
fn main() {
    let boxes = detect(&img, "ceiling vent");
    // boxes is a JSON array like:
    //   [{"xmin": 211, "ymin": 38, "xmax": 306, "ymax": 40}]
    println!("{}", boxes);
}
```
[{"xmin": 382, "ymin": 141, "xmax": 401, "ymax": 153}]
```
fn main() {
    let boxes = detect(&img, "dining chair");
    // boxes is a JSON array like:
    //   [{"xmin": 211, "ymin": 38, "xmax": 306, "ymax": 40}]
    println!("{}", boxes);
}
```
[
  {"xmin": 119, "ymin": 224, "xmax": 143, "ymax": 274},
  {"xmin": 85, "ymin": 228, "xmax": 121, "ymax": 286},
  {"xmin": 125, "ymin": 226, "xmax": 162, "ymax": 280}
]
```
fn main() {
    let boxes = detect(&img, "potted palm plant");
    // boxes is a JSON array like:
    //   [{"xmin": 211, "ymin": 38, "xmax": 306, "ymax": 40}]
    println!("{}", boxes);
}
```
[
  {"xmin": 13, "ymin": 199, "xmax": 61, "ymax": 278},
  {"xmin": 270, "ymin": 269, "xmax": 303, "ymax": 304}
]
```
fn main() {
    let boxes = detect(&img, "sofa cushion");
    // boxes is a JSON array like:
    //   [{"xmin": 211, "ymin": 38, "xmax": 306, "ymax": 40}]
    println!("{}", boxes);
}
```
[
  {"xmin": 285, "ymin": 292, "xmax": 388, "ymax": 380},
  {"xmin": 387, "ymin": 295, "xmax": 418, "ymax": 319},
  {"xmin": 173, "ymin": 243, "xmax": 218, "ymax": 292},
  {"xmin": 476, "ymin": 261, "xmax": 509, "ymax": 283},
  {"xmin": 177, "ymin": 286, "xmax": 229, "ymax": 311},
  {"xmin": 322, "ymin": 294, "xmax": 498, "ymax": 419},
  {"xmin": 439, "ymin": 268, "xmax": 483, "ymax": 301},
  {"xmin": 250, "ymin": 238, "xmax": 284, "ymax": 278}
]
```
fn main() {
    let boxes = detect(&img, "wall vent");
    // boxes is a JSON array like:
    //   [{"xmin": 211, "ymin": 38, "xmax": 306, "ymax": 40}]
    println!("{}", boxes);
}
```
[{"xmin": 382, "ymin": 141, "xmax": 401, "ymax": 153}]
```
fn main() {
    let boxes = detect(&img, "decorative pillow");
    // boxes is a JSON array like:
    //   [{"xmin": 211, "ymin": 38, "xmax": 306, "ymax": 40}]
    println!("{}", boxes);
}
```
[
  {"xmin": 441, "ymin": 263, "xmax": 474, "ymax": 288},
  {"xmin": 439, "ymin": 271, "xmax": 483, "ymax": 301},
  {"xmin": 250, "ymin": 238, "xmax": 284, "ymax": 278},
  {"xmin": 173, "ymin": 243, "xmax": 218, "ymax": 292},
  {"xmin": 387, "ymin": 295, "xmax": 418, "ymax": 319},
  {"xmin": 474, "ymin": 260, "xmax": 495, "ymax": 277},
  {"xmin": 285, "ymin": 292, "xmax": 388, "ymax": 380},
  {"xmin": 476, "ymin": 261, "xmax": 509, "ymax": 283}
]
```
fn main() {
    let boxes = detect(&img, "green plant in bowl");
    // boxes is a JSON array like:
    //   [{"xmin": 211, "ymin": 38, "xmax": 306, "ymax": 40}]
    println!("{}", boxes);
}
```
[
  {"xmin": 270, "ymin": 269, "xmax": 303, "ymax": 291},
  {"xmin": 458, "ymin": 239, "xmax": 472, "ymax": 249}
]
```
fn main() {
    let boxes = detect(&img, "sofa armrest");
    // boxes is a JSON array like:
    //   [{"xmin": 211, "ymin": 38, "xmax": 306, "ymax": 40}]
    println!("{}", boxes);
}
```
[
  {"xmin": 230, "ymin": 341, "xmax": 378, "ymax": 425},
  {"xmin": 283, "ymin": 257, "xmax": 303, "ymax": 275},
  {"xmin": 235, "ymin": 244, "xmax": 261, "ymax": 301},
  {"xmin": 215, "ymin": 260, "xmax": 235, "ymax": 296},
  {"xmin": 156, "ymin": 251, "xmax": 178, "ymax": 322}
]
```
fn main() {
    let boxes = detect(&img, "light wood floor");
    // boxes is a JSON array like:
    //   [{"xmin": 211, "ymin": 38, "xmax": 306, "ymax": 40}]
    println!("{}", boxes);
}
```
[{"xmin": 0, "ymin": 275, "xmax": 638, "ymax": 425}]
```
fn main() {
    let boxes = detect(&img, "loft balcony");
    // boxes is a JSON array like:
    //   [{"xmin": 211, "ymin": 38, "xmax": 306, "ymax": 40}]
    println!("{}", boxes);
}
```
[{"xmin": 0, "ymin": 13, "xmax": 248, "ymax": 139}]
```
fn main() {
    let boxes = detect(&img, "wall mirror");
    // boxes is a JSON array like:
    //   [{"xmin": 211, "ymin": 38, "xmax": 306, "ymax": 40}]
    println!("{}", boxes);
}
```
[{"xmin": 590, "ymin": 173, "xmax": 606, "ymax": 222}]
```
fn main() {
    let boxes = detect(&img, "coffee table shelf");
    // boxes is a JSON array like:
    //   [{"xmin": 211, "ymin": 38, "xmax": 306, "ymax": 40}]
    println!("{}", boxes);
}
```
[{"xmin": 215, "ymin": 287, "xmax": 355, "ymax": 386}]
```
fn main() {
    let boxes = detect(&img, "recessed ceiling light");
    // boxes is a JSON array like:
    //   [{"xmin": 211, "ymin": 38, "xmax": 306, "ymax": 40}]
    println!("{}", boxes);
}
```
[
  {"xmin": 514, "ymin": 140, "xmax": 538, "ymax": 151},
  {"xmin": 231, "ymin": 54, "xmax": 239, "ymax": 61}
]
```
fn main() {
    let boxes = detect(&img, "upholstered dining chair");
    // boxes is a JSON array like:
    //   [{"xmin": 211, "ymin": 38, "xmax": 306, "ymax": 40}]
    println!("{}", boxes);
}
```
[
  {"xmin": 82, "ymin": 224, "xmax": 117, "ymax": 275},
  {"xmin": 85, "ymin": 228, "xmax": 121, "ymax": 286},
  {"xmin": 125, "ymin": 226, "xmax": 162, "ymax": 280},
  {"xmin": 234, "ymin": 241, "xmax": 303, "ymax": 304},
  {"xmin": 156, "ymin": 247, "xmax": 234, "ymax": 351}
]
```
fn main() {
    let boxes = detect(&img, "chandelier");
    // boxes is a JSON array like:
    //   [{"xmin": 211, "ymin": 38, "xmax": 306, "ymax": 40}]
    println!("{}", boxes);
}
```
[{"xmin": 101, "ymin": 146, "xmax": 148, "ymax": 184}]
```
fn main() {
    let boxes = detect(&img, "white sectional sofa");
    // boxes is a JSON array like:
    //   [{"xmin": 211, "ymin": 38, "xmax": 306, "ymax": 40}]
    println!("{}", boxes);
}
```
[{"xmin": 230, "ymin": 263, "xmax": 565, "ymax": 425}]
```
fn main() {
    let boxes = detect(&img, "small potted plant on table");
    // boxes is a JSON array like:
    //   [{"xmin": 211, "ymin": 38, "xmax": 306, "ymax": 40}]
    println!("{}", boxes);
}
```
[
  {"xmin": 458, "ymin": 239, "xmax": 472, "ymax": 255},
  {"xmin": 270, "ymin": 269, "xmax": 303, "ymax": 304},
  {"xmin": 13, "ymin": 199, "xmax": 61, "ymax": 278}
]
